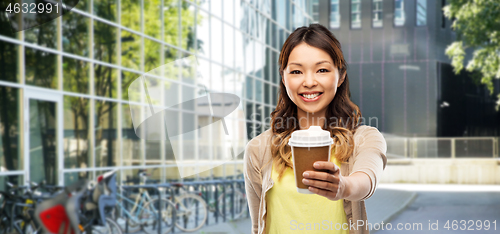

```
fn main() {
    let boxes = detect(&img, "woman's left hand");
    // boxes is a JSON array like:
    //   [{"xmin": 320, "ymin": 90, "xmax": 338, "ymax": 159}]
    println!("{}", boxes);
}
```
[{"xmin": 302, "ymin": 161, "xmax": 347, "ymax": 201}]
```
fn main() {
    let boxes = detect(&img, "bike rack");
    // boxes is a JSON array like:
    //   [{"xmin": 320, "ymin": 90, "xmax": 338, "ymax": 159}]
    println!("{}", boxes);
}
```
[
  {"xmin": 118, "ymin": 179, "xmax": 248, "ymax": 233},
  {"xmin": 120, "ymin": 184, "xmax": 166, "ymax": 234}
]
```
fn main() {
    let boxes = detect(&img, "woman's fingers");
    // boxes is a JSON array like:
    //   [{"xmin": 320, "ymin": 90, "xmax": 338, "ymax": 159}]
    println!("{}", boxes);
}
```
[
  {"xmin": 301, "ymin": 161, "xmax": 343, "ymax": 200},
  {"xmin": 302, "ymin": 177, "xmax": 338, "ymax": 191},
  {"xmin": 302, "ymin": 171, "xmax": 339, "ymax": 183},
  {"xmin": 313, "ymin": 161, "xmax": 339, "ymax": 173}
]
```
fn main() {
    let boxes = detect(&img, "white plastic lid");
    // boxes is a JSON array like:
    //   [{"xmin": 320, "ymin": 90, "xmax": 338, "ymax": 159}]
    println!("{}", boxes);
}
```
[{"xmin": 288, "ymin": 126, "xmax": 333, "ymax": 147}]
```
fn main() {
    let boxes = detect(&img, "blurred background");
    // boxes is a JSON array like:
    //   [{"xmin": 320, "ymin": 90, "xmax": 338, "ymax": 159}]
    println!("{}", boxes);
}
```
[{"xmin": 0, "ymin": 0, "xmax": 499, "ymax": 232}]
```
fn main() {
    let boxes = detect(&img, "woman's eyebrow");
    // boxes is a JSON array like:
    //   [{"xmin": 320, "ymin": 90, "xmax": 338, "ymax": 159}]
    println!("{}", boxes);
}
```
[{"xmin": 288, "ymin": 60, "xmax": 332, "ymax": 66}]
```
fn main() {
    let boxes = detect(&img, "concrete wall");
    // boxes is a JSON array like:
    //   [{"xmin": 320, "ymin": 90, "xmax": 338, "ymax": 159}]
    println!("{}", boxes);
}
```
[{"xmin": 380, "ymin": 159, "xmax": 500, "ymax": 184}]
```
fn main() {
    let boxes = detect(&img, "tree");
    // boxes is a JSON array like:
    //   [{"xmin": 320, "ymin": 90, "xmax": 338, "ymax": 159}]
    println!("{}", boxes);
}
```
[{"xmin": 444, "ymin": 0, "xmax": 500, "ymax": 111}]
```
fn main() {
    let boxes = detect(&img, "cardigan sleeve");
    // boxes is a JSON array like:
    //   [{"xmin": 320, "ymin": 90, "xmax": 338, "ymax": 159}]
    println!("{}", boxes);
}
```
[
  {"xmin": 243, "ymin": 138, "xmax": 263, "ymax": 234},
  {"xmin": 350, "ymin": 126, "xmax": 387, "ymax": 200}
]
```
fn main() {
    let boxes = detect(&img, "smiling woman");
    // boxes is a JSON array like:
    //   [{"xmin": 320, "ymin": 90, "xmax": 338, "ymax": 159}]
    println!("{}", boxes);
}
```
[{"xmin": 243, "ymin": 24, "xmax": 387, "ymax": 234}]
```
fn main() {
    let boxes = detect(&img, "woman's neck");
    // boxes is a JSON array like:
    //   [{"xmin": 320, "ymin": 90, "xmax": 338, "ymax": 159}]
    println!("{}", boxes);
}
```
[{"xmin": 296, "ymin": 109, "xmax": 327, "ymax": 130}]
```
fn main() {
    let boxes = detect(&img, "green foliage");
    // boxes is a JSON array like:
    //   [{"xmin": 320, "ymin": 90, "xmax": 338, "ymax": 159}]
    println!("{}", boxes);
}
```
[{"xmin": 443, "ymin": 0, "xmax": 500, "ymax": 111}]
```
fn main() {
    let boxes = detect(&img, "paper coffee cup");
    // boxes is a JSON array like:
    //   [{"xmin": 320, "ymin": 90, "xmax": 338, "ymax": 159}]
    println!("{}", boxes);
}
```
[{"xmin": 288, "ymin": 126, "xmax": 334, "ymax": 194}]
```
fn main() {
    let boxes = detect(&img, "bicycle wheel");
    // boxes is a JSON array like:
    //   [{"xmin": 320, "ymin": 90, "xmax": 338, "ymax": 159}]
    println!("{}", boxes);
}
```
[
  {"xmin": 141, "ymin": 198, "xmax": 176, "ymax": 234},
  {"xmin": 88, "ymin": 217, "xmax": 123, "ymax": 234},
  {"xmin": 174, "ymin": 194, "xmax": 208, "ymax": 232},
  {"xmin": 112, "ymin": 203, "xmax": 141, "ymax": 233},
  {"xmin": 217, "ymin": 190, "xmax": 247, "ymax": 220}
]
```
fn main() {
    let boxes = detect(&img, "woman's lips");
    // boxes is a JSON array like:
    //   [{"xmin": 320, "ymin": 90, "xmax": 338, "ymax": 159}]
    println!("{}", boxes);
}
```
[{"xmin": 299, "ymin": 93, "xmax": 323, "ymax": 102}]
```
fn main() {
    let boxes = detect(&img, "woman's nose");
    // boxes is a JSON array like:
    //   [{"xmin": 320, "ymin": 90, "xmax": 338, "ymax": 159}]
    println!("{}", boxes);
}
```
[{"xmin": 302, "ymin": 73, "xmax": 317, "ymax": 88}]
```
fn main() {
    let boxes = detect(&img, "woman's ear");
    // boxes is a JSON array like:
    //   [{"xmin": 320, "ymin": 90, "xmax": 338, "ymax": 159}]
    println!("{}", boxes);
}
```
[{"xmin": 337, "ymin": 71, "xmax": 346, "ymax": 87}]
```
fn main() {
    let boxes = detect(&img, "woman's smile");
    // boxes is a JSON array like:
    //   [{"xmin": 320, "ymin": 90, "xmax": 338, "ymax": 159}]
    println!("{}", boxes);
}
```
[{"xmin": 299, "ymin": 92, "xmax": 323, "ymax": 102}]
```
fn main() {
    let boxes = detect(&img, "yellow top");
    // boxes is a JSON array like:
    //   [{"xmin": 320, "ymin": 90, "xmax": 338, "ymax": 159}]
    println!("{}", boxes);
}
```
[{"xmin": 265, "ymin": 147, "xmax": 349, "ymax": 233}]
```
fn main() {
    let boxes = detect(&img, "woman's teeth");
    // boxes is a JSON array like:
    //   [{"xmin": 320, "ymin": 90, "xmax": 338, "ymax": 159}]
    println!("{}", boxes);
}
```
[{"xmin": 302, "ymin": 93, "xmax": 320, "ymax": 99}]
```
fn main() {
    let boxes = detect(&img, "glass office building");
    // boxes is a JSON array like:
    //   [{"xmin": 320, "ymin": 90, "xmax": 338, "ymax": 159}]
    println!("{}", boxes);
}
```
[{"xmin": 0, "ymin": 0, "xmax": 315, "ymax": 188}]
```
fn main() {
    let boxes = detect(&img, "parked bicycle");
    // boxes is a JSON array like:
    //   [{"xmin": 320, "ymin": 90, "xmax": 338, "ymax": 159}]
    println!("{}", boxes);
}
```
[
  {"xmin": 0, "ymin": 180, "xmax": 61, "ymax": 234},
  {"xmin": 114, "ymin": 171, "xmax": 176, "ymax": 234},
  {"xmin": 34, "ymin": 170, "xmax": 123, "ymax": 234},
  {"xmin": 167, "ymin": 182, "xmax": 208, "ymax": 232}
]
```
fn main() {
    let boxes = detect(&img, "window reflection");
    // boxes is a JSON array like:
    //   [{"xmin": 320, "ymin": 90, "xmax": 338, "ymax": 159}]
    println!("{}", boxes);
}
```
[
  {"xmin": 121, "ymin": 70, "xmax": 141, "ymax": 100},
  {"xmin": 416, "ymin": 0, "xmax": 427, "ymax": 26},
  {"xmin": 94, "ymin": 0, "xmax": 118, "ymax": 22},
  {"xmin": 0, "ymin": 41, "xmax": 18, "ymax": 83},
  {"xmin": 63, "ymin": 57, "xmax": 89, "ymax": 94},
  {"xmin": 121, "ymin": 31, "xmax": 141, "ymax": 71},
  {"xmin": 25, "ymin": 20, "xmax": 57, "ymax": 49},
  {"xmin": 63, "ymin": 96, "xmax": 90, "ymax": 171},
  {"xmin": 145, "ymin": 38, "xmax": 161, "ymax": 72},
  {"xmin": 25, "ymin": 48, "xmax": 57, "ymax": 89},
  {"xmin": 164, "ymin": 0, "xmax": 180, "ymax": 48},
  {"xmin": 62, "ymin": 12, "xmax": 89, "ymax": 57},
  {"xmin": 351, "ymin": 0, "xmax": 362, "ymax": 29},
  {"xmin": 246, "ymin": 76, "xmax": 254, "ymax": 100},
  {"xmin": 394, "ymin": 0, "xmax": 406, "ymax": 26},
  {"xmin": 95, "ymin": 100, "xmax": 118, "ymax": 167},
  {"xmin": 372, "ymin": 0, "xmax": 383, "ymax": 28},
  {"xmin": 123, "ymin": 104, "xmax": 142, "ymax": 166},
  {"xmin": 144, "ymin": 0, "xmax": 162, "ymax": 39},
  {"xmin": 0, "ymin": 87, "xmax": 20, "ymax": 171},
  {"xmin": 75, "ymin": 0, "xmax": 89, "ymax": 12},
  {"xmin": 121, "ymin": 0, "xmax": 140, "ymax": 32},
  {"xmin": 94, "ymin": 65, "xmax": 117, "ymax": 98},
  {"xmin": 94, "ymin": 21, "xmax": 117, "ymax": 63},
  {"xmin": 197, "ymin": 8, "xmax": 210, "ymax": 58}
]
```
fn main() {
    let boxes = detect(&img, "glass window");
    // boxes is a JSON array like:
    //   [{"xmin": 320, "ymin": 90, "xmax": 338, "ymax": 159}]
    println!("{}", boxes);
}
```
[
  {"xmin": 0, "ymin": 41, "xmax": 19, "ymax": 83},
  {"xmin": 223, "ymin": 23, "xmax": 235, "ymax": 68},
  {"xmin": 75, "ymin": 0, "xmax": 89, "ymax": 12},
  {"xmin": 121, "ymin": 70, "xmax": 141, "ymax": 100},
  {"xmin": 62, "ymin": 12, "xmax": 89, "ymax": 57},
  {"xmin": 264, "ymin": 83, "xmax": 270, "ymax": 104},
  {"xmin": 25, "ymin": 48, "xmax": 58, "ymax": 89},
  {"xmin": 312, "ymin": 0, "xmax": 319, "ymax": 23},
  {"xmin": 394, "ymin": 0, "xmax": 405, "ymax": 26},
  {"xmin": 94, "ymin": 65, "xmax": 117, "ymax": 98},
  {"xmin": 63, "ymin": 57, "xmax": 89, "ymax": 94},
  {"xmin": 94, "ymin": 100, "xmax": 118, "ymax": 167},
  {"xmin": 441, "ymin": 0, "xmax": 446, "ymax": 28},
  {"xmin": 372, "ymin": 0, "xmax": 383, "ymax": 28},
  {"xmin": 351, "ymin": 0, "xmax": 361, "ymax": 29},
  {"xmin": 330, "ymin": 0, "xmax": 340, "ymax": 29},
  {"xmin": 165, "ymin": 0, "xmax": 180, "ymax": 48},
  {"xmin": 63, "ymin": 96, "xmax": 91, "ymax": 170},
  {"xmin": 122, "ymin": 104, "xmax": 142, "ymax": 166},
  {"xmin": 255, "ymin": 79, "xmax": 262, "ymax": 103},
  {"xmin": 144, "ymin": 0, "xmax": 162, "ymax": 39},
  {"xmin": 94, "ymin": 0, "xmax": 118, "ymax": 22},
  {"xmin": 121, "ymin": 0, "xmax": 140, "ymax": 32},
  {"xmin": 144, "ymin": 38, "xmax": 161, "ymax": 72},
  {"xmin": 94, "ymin": 21, "xmax": 117, "ymax": 63},
  {"xmin": 121, "ymin": 31, "xmax": 141, "ymax": 71},
  {"xmin": 0, "ymin": 87, "xmax": 21, "ymax": 171},
  {"xmin": 24, "ymin": 20, "xmax": 57, "ymax": 49},
  {"xmin": 416, "ymin": 0, "xmax": 427, "ymax": 26}
]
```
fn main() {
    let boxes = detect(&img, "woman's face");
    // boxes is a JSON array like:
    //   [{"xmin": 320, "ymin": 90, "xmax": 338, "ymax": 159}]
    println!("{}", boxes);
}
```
[{"xmin": 282, "ymin": 42, "xmax": 344, "ymax": 116}]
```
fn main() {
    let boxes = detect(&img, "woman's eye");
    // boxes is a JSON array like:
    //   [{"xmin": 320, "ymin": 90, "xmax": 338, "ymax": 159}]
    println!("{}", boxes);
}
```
[
  {"xmin": 318, "ymin": 69, "xmax": 329, "ymax": 73},
  {"xmin": 290, "ymin": 70, "xmax": 301, "ymax": 74}
]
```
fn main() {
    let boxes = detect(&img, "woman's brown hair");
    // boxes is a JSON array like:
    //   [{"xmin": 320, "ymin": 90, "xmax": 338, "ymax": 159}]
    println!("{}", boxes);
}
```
[{"xmin": 270, "ymin": 24, "xmax": 362, "ymax": 181}]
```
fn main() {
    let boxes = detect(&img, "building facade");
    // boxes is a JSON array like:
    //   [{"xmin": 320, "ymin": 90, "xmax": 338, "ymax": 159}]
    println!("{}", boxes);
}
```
[
  {"xmin": 328, "ymin": 0, "xmax": 500, "ymax": 137},
  {"xmin": 0, "ymin": 0, "xmax": 315, "ymax": 188}
]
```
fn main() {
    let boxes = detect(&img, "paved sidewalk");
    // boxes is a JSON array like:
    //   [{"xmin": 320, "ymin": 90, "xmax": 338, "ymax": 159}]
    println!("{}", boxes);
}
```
[
  {"xmin": 365, "ymin": 185, "xmax": 417, "ymax": 232},
  {"xmin": 178, "ymin": 183, "xmax": 418, "ymax": 233}
]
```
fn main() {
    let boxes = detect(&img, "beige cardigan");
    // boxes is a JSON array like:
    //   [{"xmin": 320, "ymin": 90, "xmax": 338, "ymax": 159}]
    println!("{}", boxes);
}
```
[{"xmin": 243, "ymin": 125, "xmax": 387, "ymax": 234}]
